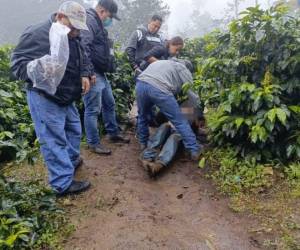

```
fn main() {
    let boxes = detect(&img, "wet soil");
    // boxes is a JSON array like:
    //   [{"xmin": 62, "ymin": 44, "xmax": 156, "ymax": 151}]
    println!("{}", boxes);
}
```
[{"xmin": 64, "ymin": 133, "xmax": 261, "ymax": 250}]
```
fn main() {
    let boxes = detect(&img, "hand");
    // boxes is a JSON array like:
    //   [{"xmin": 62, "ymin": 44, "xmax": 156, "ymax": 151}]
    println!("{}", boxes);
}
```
[
  {"xmin": 90, "ymin": 75, "xmax": 96, "ymax": 85},
  {"xmin": 81, "ymin": 77, "xmax": 90, "ymax": 95},
  {"xmin": 135, "ymin": 67, "xmax": 142, "ymax": 76}
]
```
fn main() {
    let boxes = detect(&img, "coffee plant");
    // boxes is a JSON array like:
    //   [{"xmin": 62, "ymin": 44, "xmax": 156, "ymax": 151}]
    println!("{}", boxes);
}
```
[
  {"xmin": 0, "ymin": 175, "xmax": 68, "ymax": 249},
  {"xmin": 0, "ymin": 47, "xmax": 38, "ymax": 164},
  {"xmin": 107, "ymin": 46, "xmax": 135, "ymax": 121},
  {"xmin": 184, "ymin": 4, "xmax": 300, "ymax": 162}
]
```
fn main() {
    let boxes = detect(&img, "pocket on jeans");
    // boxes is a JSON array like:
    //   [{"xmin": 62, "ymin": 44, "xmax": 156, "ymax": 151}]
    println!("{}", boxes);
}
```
[{"xmin": 38, "ymin": 95, "xmax": 62, "ymax": 125}]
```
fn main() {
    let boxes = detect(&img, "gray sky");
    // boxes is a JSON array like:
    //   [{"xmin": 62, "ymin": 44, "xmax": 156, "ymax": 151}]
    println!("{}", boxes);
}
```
[
  {"xmin": 86, "ymin": 0, "xmax": 276, "ymax": 36},
  {"xmin": 165, "ymin": 0, "xmax": 275, "ymax": 35}
]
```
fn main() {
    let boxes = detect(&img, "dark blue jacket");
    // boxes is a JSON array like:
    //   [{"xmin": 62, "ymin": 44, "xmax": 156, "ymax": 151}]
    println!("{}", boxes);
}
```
[
  {"xmin": 80, "ymin": 8, "xmax": 115, "ymax": 75},
  {"xmin": 11, "ymin": 14, "xmax": 90, "ymax": 105},
  {"xmin": 140, "ymin": 45, "xmax": 169, "ymax": 70},
  {"xmin": 143, "ymin": 45, "xmax": 169, "ymax": 61},
  {"xmin": 125, "ymin": 26, "xmax": 164, "ymax": 69}
]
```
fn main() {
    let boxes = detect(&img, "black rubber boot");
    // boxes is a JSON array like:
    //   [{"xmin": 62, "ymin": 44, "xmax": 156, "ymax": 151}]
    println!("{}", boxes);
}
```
[
  {"xmin": 109, "ymin": 134, "xmax": 130, "ymax": 144},
  {"xmin": 57, "ymin": 180, "xmax": 91, "ymax": 196},
  {"xmin": 88, "ymin": 144, "xmax": 112, "ymax": 155}
]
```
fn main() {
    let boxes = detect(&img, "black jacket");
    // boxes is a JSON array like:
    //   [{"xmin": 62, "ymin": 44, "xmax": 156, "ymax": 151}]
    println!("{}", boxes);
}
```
[
  {"xmin": 11, "ymin": 14, "xmax": 90, "ymax": 105},
  {"xmin": 80, "ymin": 8, "xmax": 115, "ymax": 75},
  {"xmin": 125, "ymin": 26, "xmax": 164, "ymax": 69},
  {"xmin": 140, "ymin": 45, "xmax": 169, "ymax": 70},
  {"xmin": 143, "ymin": 45, "xmax": 169, "ymax": 61}
]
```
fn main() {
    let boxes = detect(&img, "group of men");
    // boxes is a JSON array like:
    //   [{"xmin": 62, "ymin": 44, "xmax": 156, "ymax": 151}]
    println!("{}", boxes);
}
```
[{"xmin": 11, "ymin": 0, "xmax": 202, "ymax": 196}]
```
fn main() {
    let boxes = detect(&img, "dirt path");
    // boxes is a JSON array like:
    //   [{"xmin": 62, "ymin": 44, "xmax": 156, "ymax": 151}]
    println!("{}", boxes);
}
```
[{"xmin": 64, "ymin": 133, "xmax": 260, "ymax": 250}]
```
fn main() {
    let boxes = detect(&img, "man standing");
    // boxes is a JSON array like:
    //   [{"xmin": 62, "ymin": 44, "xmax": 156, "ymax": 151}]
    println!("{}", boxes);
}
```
[
  {"xmin": 136, "ymin": 59, "xmax": 202, "ymax": 160},
  {"xmin": 11, "ymin": 1, "xmax": 91, "ymax": 195},
  {"xmin": 126, "ymin": 15, "xmax": 164, "ymax": 76},
  {"xmin": 81, "ymin": 0, "xmax": 130, "ymax": 155}
]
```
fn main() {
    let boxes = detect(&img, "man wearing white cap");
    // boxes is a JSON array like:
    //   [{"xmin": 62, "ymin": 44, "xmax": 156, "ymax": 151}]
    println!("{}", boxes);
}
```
[{"xmin": 11, "ymin": 1, "xmax": 92, "ymax": 196}]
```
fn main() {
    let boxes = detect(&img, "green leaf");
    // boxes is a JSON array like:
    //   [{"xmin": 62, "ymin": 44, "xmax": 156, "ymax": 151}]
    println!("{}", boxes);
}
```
[
  {"xmin": 235, "ymin": 118, "xmax": 244, "ymax": 129},
  {"xmin": 5, "ymin": 234, "xmax": 19, "ymax": 247},
  {"xmin": 199, "ymin": 158, "xmax": 206, "ymax": 169},
  {"xmin": 287, "ymin": 145, "xmax": 295, "ymax": 158},
  {"xmin": 288, "ymin": 105, "xmax": 300, "ymax": 114},
  {"xmin": 266, "ymin": 108, "xmax": 277, "ymax": 123},
  {"xmin": 250, "ymin": 125, "xmax": 267, "ymax": 143},
  {"xmin": 275, "ymin": 108, "xmax": 287, "ymax": 125},
  {"xmin": 113, "ymin": 88, "xmax": 124, "ymax": 94},
  {"xmin": 0, "ymin": 89, "xmax": 13, "ymax": 98}
]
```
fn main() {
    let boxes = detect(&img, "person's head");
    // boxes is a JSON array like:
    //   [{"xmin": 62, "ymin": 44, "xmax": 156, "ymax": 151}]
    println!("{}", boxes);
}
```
[
  {"xmin": 148, "ymin": 15, "xmax": 163, "ymax": 34},
  {"xmin": 167, "ymin": 36, "xmax": 184, "ymax": 56},
  {"xmin": 96, "ymin": 0, "xmax": 120, "ymax": 27},
  {"xmin": 174, "ymin": 58, "xmax": 194, "ymax": 73},
  {"xmin": 56, "ymin": 1, "xmax": 88, "ymax": 38}
]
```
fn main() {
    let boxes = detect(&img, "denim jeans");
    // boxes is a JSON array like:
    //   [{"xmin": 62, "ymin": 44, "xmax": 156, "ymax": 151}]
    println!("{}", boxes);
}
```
[
  {"xmin": 83, "ymin": 73, "xmax": 119, "ymax": 146},
  {"xmin": 142, "ymin": 123, "xmax": 183, "ymax": 166},
  {"xmin": 26, "ymin": 90, "xmax": 81, "ymax": 193},
  {"xmin": 136, "ymin": 81, "xmax": 200, "ymax": 154}
]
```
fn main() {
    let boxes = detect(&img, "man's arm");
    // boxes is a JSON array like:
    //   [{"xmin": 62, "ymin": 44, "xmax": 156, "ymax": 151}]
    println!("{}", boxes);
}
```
[
  {"xmin": 11, "ymin": 31, "xmax": 36, "ymax": 82},
  {"xmin": 80, "ymin": 26, "xmax": 95, "ymax": 77},
  {"xmin": 143, "ymin": 45, "xmax": 166, "ymax": 63},
  {"xmin": 80, "ymin": 45, "xmax": 92, "ymax": 78},
  {"xmin": 125, "ymin": 30, "xmax": 140, "ymax": 69}
]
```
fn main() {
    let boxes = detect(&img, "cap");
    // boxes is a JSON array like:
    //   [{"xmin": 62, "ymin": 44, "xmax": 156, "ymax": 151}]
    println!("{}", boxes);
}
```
[
  {"xmin": 98, "ymin": 0, "xmax": 121, "ymax": 21},
  {"xmin": 58, "ymin": 1, "xmax": 88, "ymax": 30}
]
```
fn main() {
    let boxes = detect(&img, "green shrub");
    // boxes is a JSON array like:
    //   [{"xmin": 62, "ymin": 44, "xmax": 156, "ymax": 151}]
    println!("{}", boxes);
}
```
[
  {"xmin": 285, "ymin": 162, "xmax": 300, "ymax": 183},
  {"xmin": 202, "ymin": 148, "xmax": 274, "ymax": 194},
  {"xmin": 0, "ymin": 175, "xmax": 67, "ymax": 249},
  {"xmin": 107, "ymin": 47, "xmax": 135, "ymax": 121},
  {"xmin": 185, "ymin": 5, "xmax": 300, "ymax": 161},
  {"xmin": 0, "ymin": 47, "xmax": 37, "ymax": 164}
]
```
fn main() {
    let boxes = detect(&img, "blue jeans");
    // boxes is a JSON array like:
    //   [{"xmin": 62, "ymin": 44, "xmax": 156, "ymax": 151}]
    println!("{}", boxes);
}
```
[
  {"xmin": 26, "ymin": 90, "xmax": 81, "ymax": 193},
  {"xmin": 136, "ymin": 81, "xmax": 200, "ymax": 154},
  {"xmin": 83, "ymin": 74, "xmax": 119, "ymax": 146}
]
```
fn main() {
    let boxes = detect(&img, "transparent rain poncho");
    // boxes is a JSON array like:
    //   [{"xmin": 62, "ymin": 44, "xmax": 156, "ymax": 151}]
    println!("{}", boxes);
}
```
[{"xmin": 27, "ymin": 22, "xmax": 70, "ymax": 95}]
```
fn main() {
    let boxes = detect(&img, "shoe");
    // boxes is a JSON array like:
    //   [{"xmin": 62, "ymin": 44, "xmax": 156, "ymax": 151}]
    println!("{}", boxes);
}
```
[
  {"xmin": 88, "ymin": 144, "xmax": 111, "ymax": 155},
  {"xmin": 147, "ymin": 161, "xmax": 165, "ymax": 177},
  {"xmin": 109, "ymin": 134, "xmax": 130, "ymax": 144},
  {"xmin": 58, "ymin": 180, "xmax": 91, "ymax": 196},
  {"xmin": 190, "ymin": 150, "xmax": 202, "ymax": 161},
  {"xmin": 141, "ymin": 159, "xmax": 151, "ymax": 171},
  {"xmin": 74, "ymin": 157, "xmax": 83, "ymax": 170}
]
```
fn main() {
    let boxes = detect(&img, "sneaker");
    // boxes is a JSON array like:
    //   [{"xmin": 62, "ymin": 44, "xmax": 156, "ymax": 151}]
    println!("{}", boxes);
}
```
[
  {"xmin": 190, "ymin": 150, "xmax": 202, "ymax": 161},
  {"xmin": 58, "ymin": 180, "xmax": 91, "ymax": 196},
  {"xmin": 88, "ymin": 144, "xmax": 111, "ymax": 155},
  {"xmin": 109, "ymin": 134, "xmax": 130, "ymax": 144},
  {"xmin": 147, "ymin": 161, "xmax": 165, "ymax": 177}
]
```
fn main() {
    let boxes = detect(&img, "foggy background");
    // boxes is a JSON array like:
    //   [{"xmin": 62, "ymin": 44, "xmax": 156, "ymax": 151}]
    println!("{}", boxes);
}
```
[{"xmin": 0, "ymin": 0, "xmax": 294, "ymax": 46}]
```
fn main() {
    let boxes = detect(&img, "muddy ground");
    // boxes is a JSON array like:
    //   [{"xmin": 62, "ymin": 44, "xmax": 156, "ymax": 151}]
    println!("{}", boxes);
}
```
[{"xmin": 63, "ymin": 133, "xmax": 264, "ymax": 250}]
